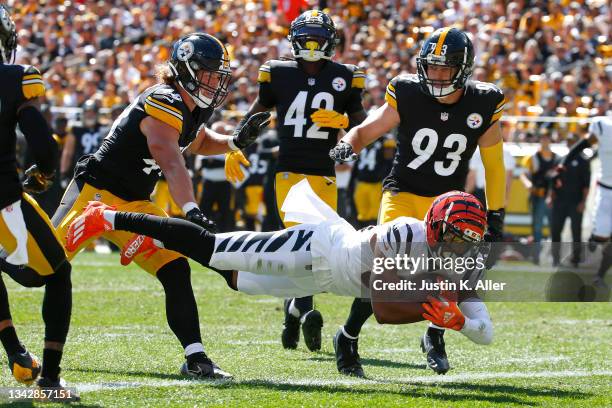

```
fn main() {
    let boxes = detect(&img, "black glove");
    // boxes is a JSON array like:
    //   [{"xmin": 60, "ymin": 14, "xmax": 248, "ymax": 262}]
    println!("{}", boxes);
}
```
[
  {"xmin": 232, "ymin": 111, "xmax": 271, "ymax": 149},
  {"xmin": 22, "ymin": 165, "xmax": 55, "ymax": 194},
  {"xmin": 185, "ymin": 208, "xmax": 217, "ymax": 233},
  {"xmin": 483, "ymin": 209, "xmax": 505, "ymax": 269},
  {"xmin": 329, "ymin": 141, "xmax": 358, "ymax": 162}
]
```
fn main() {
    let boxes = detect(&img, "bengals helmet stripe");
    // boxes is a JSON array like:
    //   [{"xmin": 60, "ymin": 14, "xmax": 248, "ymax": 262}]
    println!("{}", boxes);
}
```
[{"xmin": 426, "ymin": 191, "xmax": 487, "ymax": 246}]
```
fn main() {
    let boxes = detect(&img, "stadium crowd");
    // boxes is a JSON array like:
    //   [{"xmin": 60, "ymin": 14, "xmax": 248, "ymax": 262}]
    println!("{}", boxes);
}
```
[{"xmin": 8, "ymin": 0, "xmax": 611, "ymax": 230}]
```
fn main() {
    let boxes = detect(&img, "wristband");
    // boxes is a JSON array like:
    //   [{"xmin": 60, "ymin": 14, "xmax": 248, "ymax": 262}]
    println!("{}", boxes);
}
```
[{"xmin": 228, "ymin": 137, "xmax": 239, "ymax": 151}]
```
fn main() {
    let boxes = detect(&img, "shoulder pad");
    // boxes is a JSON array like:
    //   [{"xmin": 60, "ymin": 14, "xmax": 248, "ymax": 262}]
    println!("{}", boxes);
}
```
[
  {"xmin": 144, "ymin": 85, "xmax": 184, "ymax": 133},
  {"xmin": 21, "ymin": 65, "xmax": 45, "ymax": 100}
]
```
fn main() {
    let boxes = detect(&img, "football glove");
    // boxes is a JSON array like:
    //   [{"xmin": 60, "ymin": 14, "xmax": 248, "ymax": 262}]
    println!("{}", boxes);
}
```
[
  {"xmin": 483, "ymin": 209, "xmax": 505, "ymax": 269},
  {"xmin": 311, "ymin": 109, "xmax": 349, "ymax": 129},
  {"xmin": 421, "ymin": 296, "xmax": 465, "ymax": 331},
  {"xmin": 225, "ymin": 150, "xmax": 250, "ymax": 183},
  {"xmin": 9, "ymin": 349, "xmax": 41, "ymax": 385},
  {"xmin": 232, "ymin": 111, "xmax": 271, "ymax": 150},
  {"xmin": 329, "ymin": 141, "xmax": 358, "ymax": 162},
  {"xmin": 23, "ymin": 165, "xmax": 55, "ymax": 194},
  {"xmin": 186, "ymin": 207, "xmax": 217, "ymax": 233}
]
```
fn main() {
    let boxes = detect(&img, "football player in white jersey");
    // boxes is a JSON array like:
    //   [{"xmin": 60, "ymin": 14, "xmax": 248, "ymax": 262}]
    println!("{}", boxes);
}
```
[
  {"xmin": 65, "ymin": 186, "xmax": 494, "ymax": 375},
  {"xmin": 560, "ymin": 115, "xmax": 612, "ymax": 287}
]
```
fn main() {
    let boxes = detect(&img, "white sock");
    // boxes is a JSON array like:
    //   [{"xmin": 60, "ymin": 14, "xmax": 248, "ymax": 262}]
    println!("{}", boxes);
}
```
[
  {"xmin": 288, "ymin": 299, "xmax": 300, "ymax": 318},
  {"xmin": 341, "ymin": 326, "xmax": 358, "ymax": 340},
  {"xmin": 184, "ymin": 343, "xmax": 205, "ymax": 357},
  {"xmin": 103, "ymin": 210, "xmax": 116, "ymax": 229}
]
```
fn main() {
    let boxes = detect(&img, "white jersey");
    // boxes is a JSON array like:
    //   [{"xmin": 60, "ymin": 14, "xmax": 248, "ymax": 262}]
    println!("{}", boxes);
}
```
[{"xmin": 589, "ymin": 116, "xmax": 612, "ymax": 186}]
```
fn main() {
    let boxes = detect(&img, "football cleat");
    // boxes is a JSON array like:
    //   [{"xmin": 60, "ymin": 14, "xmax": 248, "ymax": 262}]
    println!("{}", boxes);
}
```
[
  {"xmin": 333, "ymin": 327, "xmax": 364, "ymax": 378},
  {"xmin": 301, "ymin": 310, "xmax": 323, "ymax": 352},
  {"xmin": 8, "ymin": 349, "xmax": 41, "ymax": 385},
  {"xmin": 120, "ymin": 234, "xmax": 159, "ymax": 266},
  {"xmin": 421, "ymin": 327, "xmax": 450, "ymax": 375},
  {"xmin": 281, "ymin": 299, "xmax": 300, "ymax": 349},
  {"xmin": 180, "ymin": 356, "xmax": 233, "ymax": 380},
  {"xmin": 65, "ymin": 201, "xmax": 115, "ymax": 252},
  {"xmin": 36, "ymin": 377, "xmax": 80, "ymax": 402}
]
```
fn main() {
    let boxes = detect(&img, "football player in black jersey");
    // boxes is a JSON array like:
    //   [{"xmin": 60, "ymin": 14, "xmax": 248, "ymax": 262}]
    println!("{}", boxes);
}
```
[
  {"xmin": 0, "ymin": 6, "xmax": 78, "ymax": 401},
  {"xmin": 330, "ymin": 27, "xmax": 507, "ymax": 377},
  {"xmin": 37, "ymin": 33, "xmax": 269, "ymax": 379},
  {"xmin": 239, "ymin": 9, "xmax": 367, "ymax": 353},
  {"xmin": 60, "ymin": 99, "xmax": 106, "ymax": 187}
]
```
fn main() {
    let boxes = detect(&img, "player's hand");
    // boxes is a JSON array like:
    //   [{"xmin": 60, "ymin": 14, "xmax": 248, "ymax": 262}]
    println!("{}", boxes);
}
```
[
  {"xmin": 421, "ymin": 295, "xmax": 465, "ymax": 331},
  {"xmin": 23, "ymin": 165, "xmax": 55, "ymax": 194},
  {"xmin": 225, "ymin": 150, "xmax": 250, "ymax": 183},
  {"xmin": 185, "ymin": 208, "xmax": 217, "ymax": 233},
  {"xmin": 329, "ymin": 141, "xmax": 358, "ymax": 162},
  {"xmin": 232, "ymin": 111, "xmax": 271, "ymax": 150},
  {"xmin": 311, "ymin": 109, "xmax": 349, "ymax": 129},
  {"xmin": 483, "ymin": 209, "xmax": 504, "ymax": 269}
]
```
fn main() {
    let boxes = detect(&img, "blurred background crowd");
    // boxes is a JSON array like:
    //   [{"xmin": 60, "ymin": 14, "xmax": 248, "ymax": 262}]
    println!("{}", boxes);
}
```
[{"xmin": 7, "ymin": 0, "xmax": 611, "ymax": 249}]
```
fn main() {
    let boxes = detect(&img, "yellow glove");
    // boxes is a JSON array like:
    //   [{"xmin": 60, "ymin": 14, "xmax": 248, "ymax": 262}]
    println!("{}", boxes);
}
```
[
  {"xmin": 225, "ymin": 150, "xmax": 250, "ymax": 183},
  {"xmin": 310, "ymin": 108, "xmax": 349, "ymax": 129}
]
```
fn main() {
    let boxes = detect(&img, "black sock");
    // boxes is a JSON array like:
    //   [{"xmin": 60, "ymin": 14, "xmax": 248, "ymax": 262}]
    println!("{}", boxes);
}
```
[
  {"xmin": 115, "ymin": 212, "xmax": 215, "ymax": 265},
  {"xmin": 42, "ymin": 262, "xmax": 72, "ymax": 344},
  {"xmin": 41, "ymin": 348, "xmax": 62, "ymax": 381},
  {"xmin": 427, "ymin": 326, "xmax": 445, "ymax": 336},
  {"xmin": 0, "ymin": 326, "xmax": 25, "ymax": 355},
  {"xmin": 343, "ymin": 298, "xmax": 373, "ymax": 338},
  {"xmin": 293, "ymin": 296, "xmax": 313, "ymax": 316},
  {"xmin": 157, "ymin": 259, "xmax": 202, "ymax": 348}
]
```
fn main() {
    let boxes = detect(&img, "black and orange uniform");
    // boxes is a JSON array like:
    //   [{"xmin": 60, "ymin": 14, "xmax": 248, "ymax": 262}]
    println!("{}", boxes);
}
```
[
  {"xmin": 353, "ymin": 136, "xmax": 394, "ymax": 226},
  {"xmin": 52, "ymin": 83, "xmax": 213, "ymax": 274},
  {"xmin": 0, "ymin": 64, "xmax": 67, "ymax": 279},
  {"xmin": 257, "ymin": 59, "xmax": 365, "ymax": 226},
  {"xmin": 381, "ymin": 74, "xmax": 505, "ymax": 221}
]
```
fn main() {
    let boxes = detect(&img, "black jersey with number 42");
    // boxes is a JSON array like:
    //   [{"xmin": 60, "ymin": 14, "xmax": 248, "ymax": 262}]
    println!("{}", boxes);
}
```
[
  {"xmin": 383, "ymin": 74, "xmax": 505, "ymax": 197},
  {"xmin": 74, "ymin": 83, "xmax": 213, "ymax": 201},
  {"xmin": 257, "ymin": 59, "xmax": 365, "ymax": 177}
]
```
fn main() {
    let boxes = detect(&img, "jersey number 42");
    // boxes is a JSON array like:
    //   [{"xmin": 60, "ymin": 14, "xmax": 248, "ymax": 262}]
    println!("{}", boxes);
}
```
[{"xmin": 284, "ymin": 91, "xmax": 334, "ymax": 139}]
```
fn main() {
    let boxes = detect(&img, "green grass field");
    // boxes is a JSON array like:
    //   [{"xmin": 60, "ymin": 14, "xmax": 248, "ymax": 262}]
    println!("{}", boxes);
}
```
[{"xmin": 2, "ymin": 252, "xmax": 611, "ymax": 407}]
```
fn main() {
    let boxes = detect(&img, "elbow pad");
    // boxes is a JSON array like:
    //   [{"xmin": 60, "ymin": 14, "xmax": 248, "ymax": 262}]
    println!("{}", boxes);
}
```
[{"xmin": 18, "ymin": 105, "xmax": 57, "ymax": 175}]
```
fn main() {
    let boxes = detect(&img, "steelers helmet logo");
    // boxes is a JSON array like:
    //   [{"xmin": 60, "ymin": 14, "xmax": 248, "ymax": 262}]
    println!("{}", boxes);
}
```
[
  {"xmin": 467, "ymin": 113, "xmax": 483, "ymax": 129},
  {"xmin": 332, "ymin": 77, "xmax": 346, "ymax": 91},
  {"xmin": 177, "ymin": 41, "xmax": 194, "ymax": 61}
]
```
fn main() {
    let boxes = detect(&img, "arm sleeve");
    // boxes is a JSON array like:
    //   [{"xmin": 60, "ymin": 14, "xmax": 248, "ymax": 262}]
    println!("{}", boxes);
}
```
[
  {"xmin": 459, "ymin": 298, "xmax": 493, "ymax": 345},
  {"xmin": 18, "ymin": 105, "xmax": 57, "ymax": 175},
  {"xmin": 257, "ymin": 62, "xmax": 275, "ymax": 108},
  {"xmin": 480, "ymin": 140, "xmax": 506, "ymax": 210}
]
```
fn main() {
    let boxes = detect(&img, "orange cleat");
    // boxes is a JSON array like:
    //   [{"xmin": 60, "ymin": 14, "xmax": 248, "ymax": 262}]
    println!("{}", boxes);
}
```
[
  {"xmin": 65, "ymin": 201, "xmax": 115, "ymax": 252},
  {"xmin": 120, "ymin": 233, "xmax": 159, "ymax": 266}
]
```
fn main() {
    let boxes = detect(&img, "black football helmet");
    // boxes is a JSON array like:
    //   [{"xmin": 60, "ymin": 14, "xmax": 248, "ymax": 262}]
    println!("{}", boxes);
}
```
[
  {"xmin": 0, "ymin": 5, "xmax": 16, "ymax": 64},
  {"xmin": 288, "ymin": 9, "xmax": 338, "ymax": 62},
  {"xmin": 168, "ymin": 33, "xmax": 231, "ymax": 109},
  {"xmin": 416, "ymin": 27, "xmax": 474, "ymax": 98}
]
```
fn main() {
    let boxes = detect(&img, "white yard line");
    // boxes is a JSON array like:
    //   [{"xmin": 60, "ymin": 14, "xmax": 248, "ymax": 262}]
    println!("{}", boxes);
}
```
[{"xmin": 74, "ymin": 370, "xmax": 612, "ymax": 393}]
